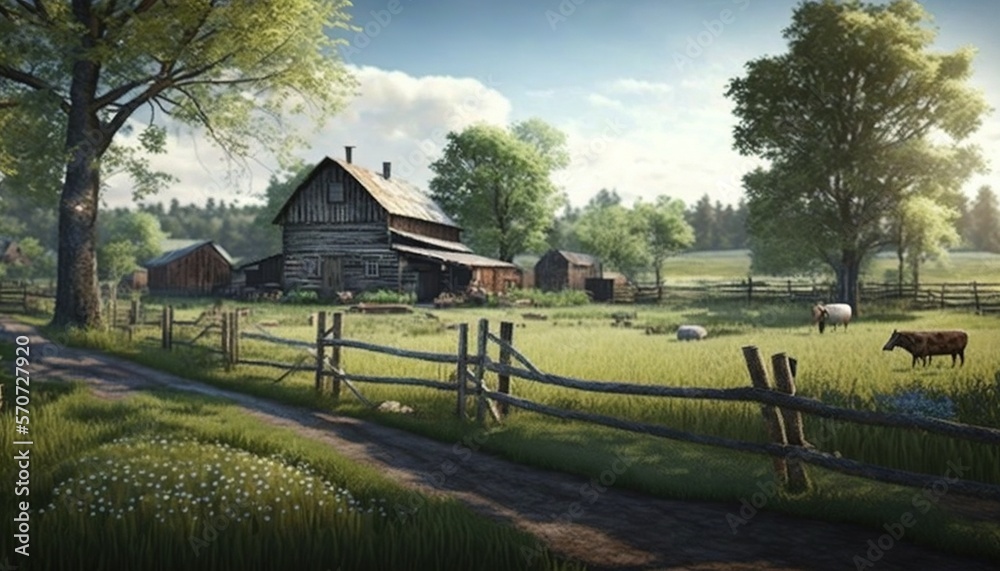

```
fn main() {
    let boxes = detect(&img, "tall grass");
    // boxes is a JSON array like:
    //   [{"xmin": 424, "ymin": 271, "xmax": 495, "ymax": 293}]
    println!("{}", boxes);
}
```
[
  {"xmin": 27, "ymin": 299, "xmax": 1000, "ymax": 563},
  {"xmin": 0, "ymin": 351, "xmax": 583, "ymax": 571}
]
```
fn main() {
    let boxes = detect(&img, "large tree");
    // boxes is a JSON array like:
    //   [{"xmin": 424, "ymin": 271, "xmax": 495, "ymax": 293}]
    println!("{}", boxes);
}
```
[
  {"xmin": 0, "ymin": 0, "xmax": 355, "ymax": 328},
  {"xmin": 726, "ymin": 0, "xmax": 989, "ymax": 312},
  {"xmin": 429, "ymin": 121, "xmax": 565, "ymax": 261},
  {"xmin": 890, "ymin": 195, "xmax": 960, "ymax": 290},
  {"xmin": 575, "ymin": 197, "xmax": 648, "ymax": 280},
  {"xmin": 966, "ymin": 185, "xmax": 1000, "ymax": 253}
]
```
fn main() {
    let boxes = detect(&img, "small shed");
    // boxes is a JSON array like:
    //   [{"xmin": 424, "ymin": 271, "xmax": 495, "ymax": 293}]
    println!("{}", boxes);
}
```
[
  {"xmin": 237, "ymin": 253, "xmax": 284, "ymax": 290},
  {"xmin": 534, "ymin": 250, "xmax": 601, "ymax": 292},
  {"xmin": 144, "ymin": 240, "xmax": 233, "ymax": 296},
  {"xmin": 585, "ymin": 272, "xmax": 635, "ymax": 303},
  {"xmin": 0, "ymin": 238, "xmax": 29, "ymax": 266}
]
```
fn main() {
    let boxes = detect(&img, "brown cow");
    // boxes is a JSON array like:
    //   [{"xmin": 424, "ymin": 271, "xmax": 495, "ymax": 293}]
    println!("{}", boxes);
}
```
[{"xmin": 882, "ymin": 330, "xmax": 968, "ymax": 368}]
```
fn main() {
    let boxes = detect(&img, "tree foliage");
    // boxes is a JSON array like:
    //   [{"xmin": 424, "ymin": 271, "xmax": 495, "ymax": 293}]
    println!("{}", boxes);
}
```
[
  {"xmin": 0, "ymin": 0, "xmax": 356, "ymax": 327},
  {"xmin": 966, "ymin": 185, "xmax": 1000, "ymax": 253},
  {"xmin": 726, "ymin": 0, "xmax": 989, "ymax": 311},
  {"xmin": 429, "ymin": 121, "xmax": 565, "ymax": 261}
]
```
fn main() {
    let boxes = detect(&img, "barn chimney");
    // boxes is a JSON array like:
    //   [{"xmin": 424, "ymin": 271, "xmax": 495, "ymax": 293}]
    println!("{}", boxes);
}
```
[
  {"xmin": 382, "ymin": 161, "xmax": 391, "ymax": 179},
  {"xmin": 344, "ymin": 145, "xmax": 355, "ymax": 164}
]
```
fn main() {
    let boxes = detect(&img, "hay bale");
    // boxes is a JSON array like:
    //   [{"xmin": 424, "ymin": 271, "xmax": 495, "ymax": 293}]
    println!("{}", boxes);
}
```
[{"xmin": 677, "ymin": 325, "xmax": 708, "ymax": 341}]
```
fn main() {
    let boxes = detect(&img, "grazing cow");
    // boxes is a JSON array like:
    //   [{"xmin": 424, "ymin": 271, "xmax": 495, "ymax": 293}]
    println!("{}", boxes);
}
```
[
  {"xmin": 882, "ymin": 330, "xmax": 968, "ymax": 368},
  {"xmin": 811, "ymin": 303, "xmax": 852, "ymax": 333}
]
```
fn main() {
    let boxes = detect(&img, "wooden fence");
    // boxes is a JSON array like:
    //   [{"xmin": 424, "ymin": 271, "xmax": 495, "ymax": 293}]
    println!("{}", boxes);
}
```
[
  {"xmin": 627, "ymin": 278, "xmax": 1000, "ymax": 312},
  {"xmin": 124, "ymin": 308, "xmax": 1000, "ymax": 502},
  {"xmin": 0, "ymin": 282, "xmax": 56, "ymax": 313}
]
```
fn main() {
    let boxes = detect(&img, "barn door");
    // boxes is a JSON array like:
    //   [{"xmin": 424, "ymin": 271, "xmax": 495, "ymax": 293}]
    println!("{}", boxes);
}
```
[{"xmin": 321, "ymin": 256, "xmax": 343, "ymax": 298}]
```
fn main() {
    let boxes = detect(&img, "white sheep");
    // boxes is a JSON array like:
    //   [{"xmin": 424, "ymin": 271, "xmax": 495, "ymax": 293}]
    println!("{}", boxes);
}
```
[
  {"xmin": 811, "ymin": 303, "xmax": 852, "ymax": 334},
  {"xmin": 677, "ymin": 325, "xmax": 708, "ymax": 341}
]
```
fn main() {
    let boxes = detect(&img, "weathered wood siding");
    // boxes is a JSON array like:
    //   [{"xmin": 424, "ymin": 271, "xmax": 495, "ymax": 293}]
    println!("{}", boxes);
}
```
[
  {"xmin": 280, "ymin": 163, "xmax": 387, "ymax": 225},
  {"xmin": 389, "ymin": 215, "xmax": 461, "ymax": 242},
  {"xmin": 282, "ymin": 224, "xmax": 399, "ymax": 292},
  {"xmin": 534, "ymin": 250, "xmax": 599, "ymax": 291},
  {"xmin": 148, "ymin": 245, "xmax": 231, "ymax": 296},
  {"xmin": 244, "ymin": 255, "xmax": 284, "ymax": 287}
]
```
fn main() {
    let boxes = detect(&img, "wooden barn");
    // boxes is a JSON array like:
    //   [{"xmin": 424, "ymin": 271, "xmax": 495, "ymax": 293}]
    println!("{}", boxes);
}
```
[
  {"xmin": 144, "ymin": 240, "xmax": 234, "ymax": 296},
  {"xmin": 235, "ymin": 253, "xmax": 284, "ymax": 291},
  {"xmin": 0, "ymin": 237, "xmax": 30, "ymax": 266},
  {"xmin": 585, "ymin": 271, "xmax": 635, "ymax": 303},
  {"xmin": 272, "ymin": 147, "xmax": 520, "ymax": 302},
  {"xmin": 534, "ymin": 250, "xmax": 601, "ymax": 292}
]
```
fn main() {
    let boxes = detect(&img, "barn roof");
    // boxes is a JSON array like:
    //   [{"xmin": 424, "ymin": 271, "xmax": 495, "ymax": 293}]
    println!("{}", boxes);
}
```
[
  {"xmin": 390, "ymin": 228, "xmax": 472, "ymax": 253},
  {"xmin": 144, "ymin": 240, "xmax": 234, "ymax": 268},
  {"xmin": 556, "ymin": 250, "xmax": 599, "ymax": 267},
  {"xmin": 272, "ymin": 157, "xmax": 460, "ymax": 228},
  {"xmin": 392, "ymin": 244, "xmax": 518, "ymax": 269}
]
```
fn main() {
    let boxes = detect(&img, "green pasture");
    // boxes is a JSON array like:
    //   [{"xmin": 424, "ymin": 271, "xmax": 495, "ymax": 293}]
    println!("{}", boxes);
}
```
[
  {"xmin": 653, "ymin": 249, "xmax": 1000, "ymax": 283},
  {"xmin": 0, "ymin": 345, "xmax": 581, "ymax": 571},
  {"xmin": 14, "ymin": 295, "xmax": 1000, "ymax": 564}
]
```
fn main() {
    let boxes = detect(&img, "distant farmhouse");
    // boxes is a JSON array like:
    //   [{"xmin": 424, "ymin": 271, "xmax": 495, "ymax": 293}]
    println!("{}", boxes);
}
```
[
  {"xmin": 0, "ymin": 237, "xmax": 30, "ymax": 266},
  {"xmin": 272, "ymin": 147, "xmax": 521, "ymax": 302},
  {"xmin": 144, "ymin": 240, "xmax": 233, "ymax": 296},
  {"xmin": 534, "ymin": 250, "xmax": 601, "ymax": 292}
]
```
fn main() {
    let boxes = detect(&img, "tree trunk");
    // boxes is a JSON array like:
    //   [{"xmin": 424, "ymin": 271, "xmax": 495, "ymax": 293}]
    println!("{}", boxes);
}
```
[
  {"xmin": 51, "ymin": 11, "xmax": 105, "ymax": 330},
  {"xmin": 838, "ymin": 250, "xmax": 862, "ymax": 317},
  {"xmin": 654, "ymin": 264, "xmax": 663, "ymax": 302}
]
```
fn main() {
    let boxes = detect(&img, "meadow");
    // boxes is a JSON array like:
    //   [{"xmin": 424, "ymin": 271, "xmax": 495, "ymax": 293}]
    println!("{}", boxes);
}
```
[
  {"xmin": 7, "ymin": 248, "xmax": 1000, "ymax": 565},
  {"xmin": 0, "ymin": 344, "xmax": 582, "ymax": 571}
]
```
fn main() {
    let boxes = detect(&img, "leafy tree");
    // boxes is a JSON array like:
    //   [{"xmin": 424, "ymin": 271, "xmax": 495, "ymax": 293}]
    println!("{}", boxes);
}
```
[
  {"xmin": 510, "ymin": 117, "xmax": 571, "ymax": 172},
  {"xmin": 686, "ymin": 194, "xmax": 716, "ymax": 250},
  {"xmin": 0, "ymin": 0, "xmax": 355, "ymax": 328},
  {"xmin": 99, "ymin": 210, "xmax": 165, "ymax": 270},
  {"xmin": 726, "ymin": 0, "xmax": 988, "ymax": 313},
  {"xmin": 634, "ymin": 196, "xmax": 694, "ymax": 299},
  {"xmin": 966, "ymin": 185, "xmax": 1000, "ymax": 252},
  {"xmin": 430, "ymin": 123, "xmax": 564, "ymax": 261},
  {"xmin": 891, "ymin": 196, "xmax": 960, "ymax": 289},
  {"xmin": 576, "ymin": 202, "xmax": 648, "ymax": 280},
  {"xmin": 545, "ymin": 204, "xmax": 582, "ymax": 252},
  {"xmin": 252, "ymin": 161, "xmax": 312, "ymax": 256}
]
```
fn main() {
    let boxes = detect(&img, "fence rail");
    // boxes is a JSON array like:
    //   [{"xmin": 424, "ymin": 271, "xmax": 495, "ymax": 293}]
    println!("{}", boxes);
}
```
[{"xmin": 99, "ymin": 306, "xmax": 1000, "ymax": 503}]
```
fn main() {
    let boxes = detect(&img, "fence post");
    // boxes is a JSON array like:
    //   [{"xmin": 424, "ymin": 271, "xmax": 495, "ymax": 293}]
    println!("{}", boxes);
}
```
[
  {"xmin": 771, "ymin": 353, "xmax": 811, "ymax": 494},
  {"xmin": 475, "ymin": 318, "xmax": 489, "ymax": 424},
  {"xmin": 161, "ymin": 306, "xmax": 174, "ymax": 350},
  {"xmin": 315, "ymin": 311, "xmax": 327, "ymax": 393},
  {"xmin": 456, "ymin": 323, "xmax": 468, "ymax": 419},
  {"xmin": 741, "ymin": 345, "xmax": 788, "ymax": 486},
  {"xmin": 498, "ymin": 321, "xmax": 513, "ymax": 418},
  {"xmin": 232, "ymin": 310, "xmax": 240, "ymax": 365},
  {"xmin": 940, "ymin": 284, "xmax": 946, "ymax": 309},
  {"xmin": 972, "ymin": 281, "xmax": 980, "ymax": 314},
  {"xmin": 220, "ymin": 311, "xmax": 230, "ymax": 367},
  {"xmin": 330, "ymin": 312, "xmax": 342, "ymax": 400},
  {"xmin": 746, "ymin": 276, "xmax": 753, "ymax": 305}
]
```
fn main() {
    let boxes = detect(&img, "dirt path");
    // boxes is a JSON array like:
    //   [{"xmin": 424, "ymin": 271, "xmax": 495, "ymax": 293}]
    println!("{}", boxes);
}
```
[{"xmin": 1, "ymin": 317, "xmax": 996, "ymax": 571}]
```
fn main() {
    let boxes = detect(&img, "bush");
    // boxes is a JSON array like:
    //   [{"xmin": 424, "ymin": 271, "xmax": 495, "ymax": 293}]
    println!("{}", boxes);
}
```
[
  {"xmin": 356, "ymin": 289, "xmax": 415, "ymax": 304},
  {"xmin": 505, "ymin": 287, "xmax": 590, "ymax": 308},
  {"xmin": 281, "ymin": 289, "xmax": 318, "ymax": 304}
]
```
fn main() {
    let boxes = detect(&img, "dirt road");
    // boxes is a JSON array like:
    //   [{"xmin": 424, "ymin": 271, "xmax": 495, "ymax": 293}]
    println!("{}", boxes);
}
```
[{"xmin": 1, "ymin": 317, "xmax": 996, "ymax": 571}]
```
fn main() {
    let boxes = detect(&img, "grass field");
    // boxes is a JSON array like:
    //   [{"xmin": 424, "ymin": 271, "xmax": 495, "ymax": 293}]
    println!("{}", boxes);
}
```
[
  {"xmin": 13, "ymin": 252, "xmax": 1000, "ymax": 560},
  {"xmin": 22, "ymin": 292, "xmax": 999, "ymax": 565},
  {"xmin": 0, "ymin": 343, "xmax": 581, "ymax": 570},
  {"xmin": 650, "ymin": 249, "xmax": 1000, "ymax": 283}
]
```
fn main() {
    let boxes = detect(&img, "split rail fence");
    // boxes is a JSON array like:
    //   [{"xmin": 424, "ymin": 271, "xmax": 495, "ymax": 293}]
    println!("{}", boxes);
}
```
[{"xmin": 150, "ymin": 307, "xmax": 1000, "ymax": 503}]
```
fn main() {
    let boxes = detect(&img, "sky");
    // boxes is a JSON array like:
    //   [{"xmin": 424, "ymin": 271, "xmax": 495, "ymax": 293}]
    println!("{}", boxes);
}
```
[{"xmin": 105, "ymin": 0, "xmax": 1000, "ymax": 212}]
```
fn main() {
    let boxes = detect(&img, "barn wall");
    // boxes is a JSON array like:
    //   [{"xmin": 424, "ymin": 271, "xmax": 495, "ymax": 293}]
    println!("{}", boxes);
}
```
[
  {"xmin": 245, "ymin": 255, "xmax": 283, "ymax": 287},
  {"xmin": 567, "ymin": 264, "xmax": 600, "ymax": 290},
  {"xmin": 280, "ymin": 163, "xmax": 387, "ymax": 225},
  {"xmin": 148, "ymin": 245, "xmax": 231, "ymax": 295},
  {"xmin": 282, "ymin": 224, "xmax": 399, "ymax": 292},
  {"xmin": 534, "ymin": 250, "xmax": 568, "ymax": 292}
]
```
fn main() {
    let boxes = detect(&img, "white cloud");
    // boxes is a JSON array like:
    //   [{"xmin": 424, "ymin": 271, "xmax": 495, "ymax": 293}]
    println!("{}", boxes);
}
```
[
  {"xmin": 585, "ymin": 93, "xmax": 626, "ymax": 109},
  {"xmin": 102, "ymin": 66, "xmax": 513, "ymax": 210}
]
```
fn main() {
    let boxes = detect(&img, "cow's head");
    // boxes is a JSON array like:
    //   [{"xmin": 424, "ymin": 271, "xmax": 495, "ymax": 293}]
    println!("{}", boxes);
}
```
[{"xmin": 882, "ymin": 329, "xmax": 901, "ymax": 351}]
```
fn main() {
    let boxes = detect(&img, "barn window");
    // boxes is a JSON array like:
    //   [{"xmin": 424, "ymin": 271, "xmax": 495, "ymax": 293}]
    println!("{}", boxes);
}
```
[
  {"xmin": 302, "ymin": 257, "xmax": 319, "ymax": 277},
  {"xmin": 364, "ymin": 259, "xmax": 379, "ymax": 278},
  {"xmin": 328, "ymin": 181, "xmax": 344, "ymax": 203}
]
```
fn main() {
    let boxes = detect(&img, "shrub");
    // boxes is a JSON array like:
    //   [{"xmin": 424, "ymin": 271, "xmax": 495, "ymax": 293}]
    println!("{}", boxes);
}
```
[
  {"xmin": 356, "ymin": 289, "xmax": 415, "ymax": 304},
  {"xmin": 505, "ymin": 287, "xmax": 590, "ymax": 308},
  {"xmin": 281, "ymin": 289, "xmax": 318, "ymax": 304}
]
